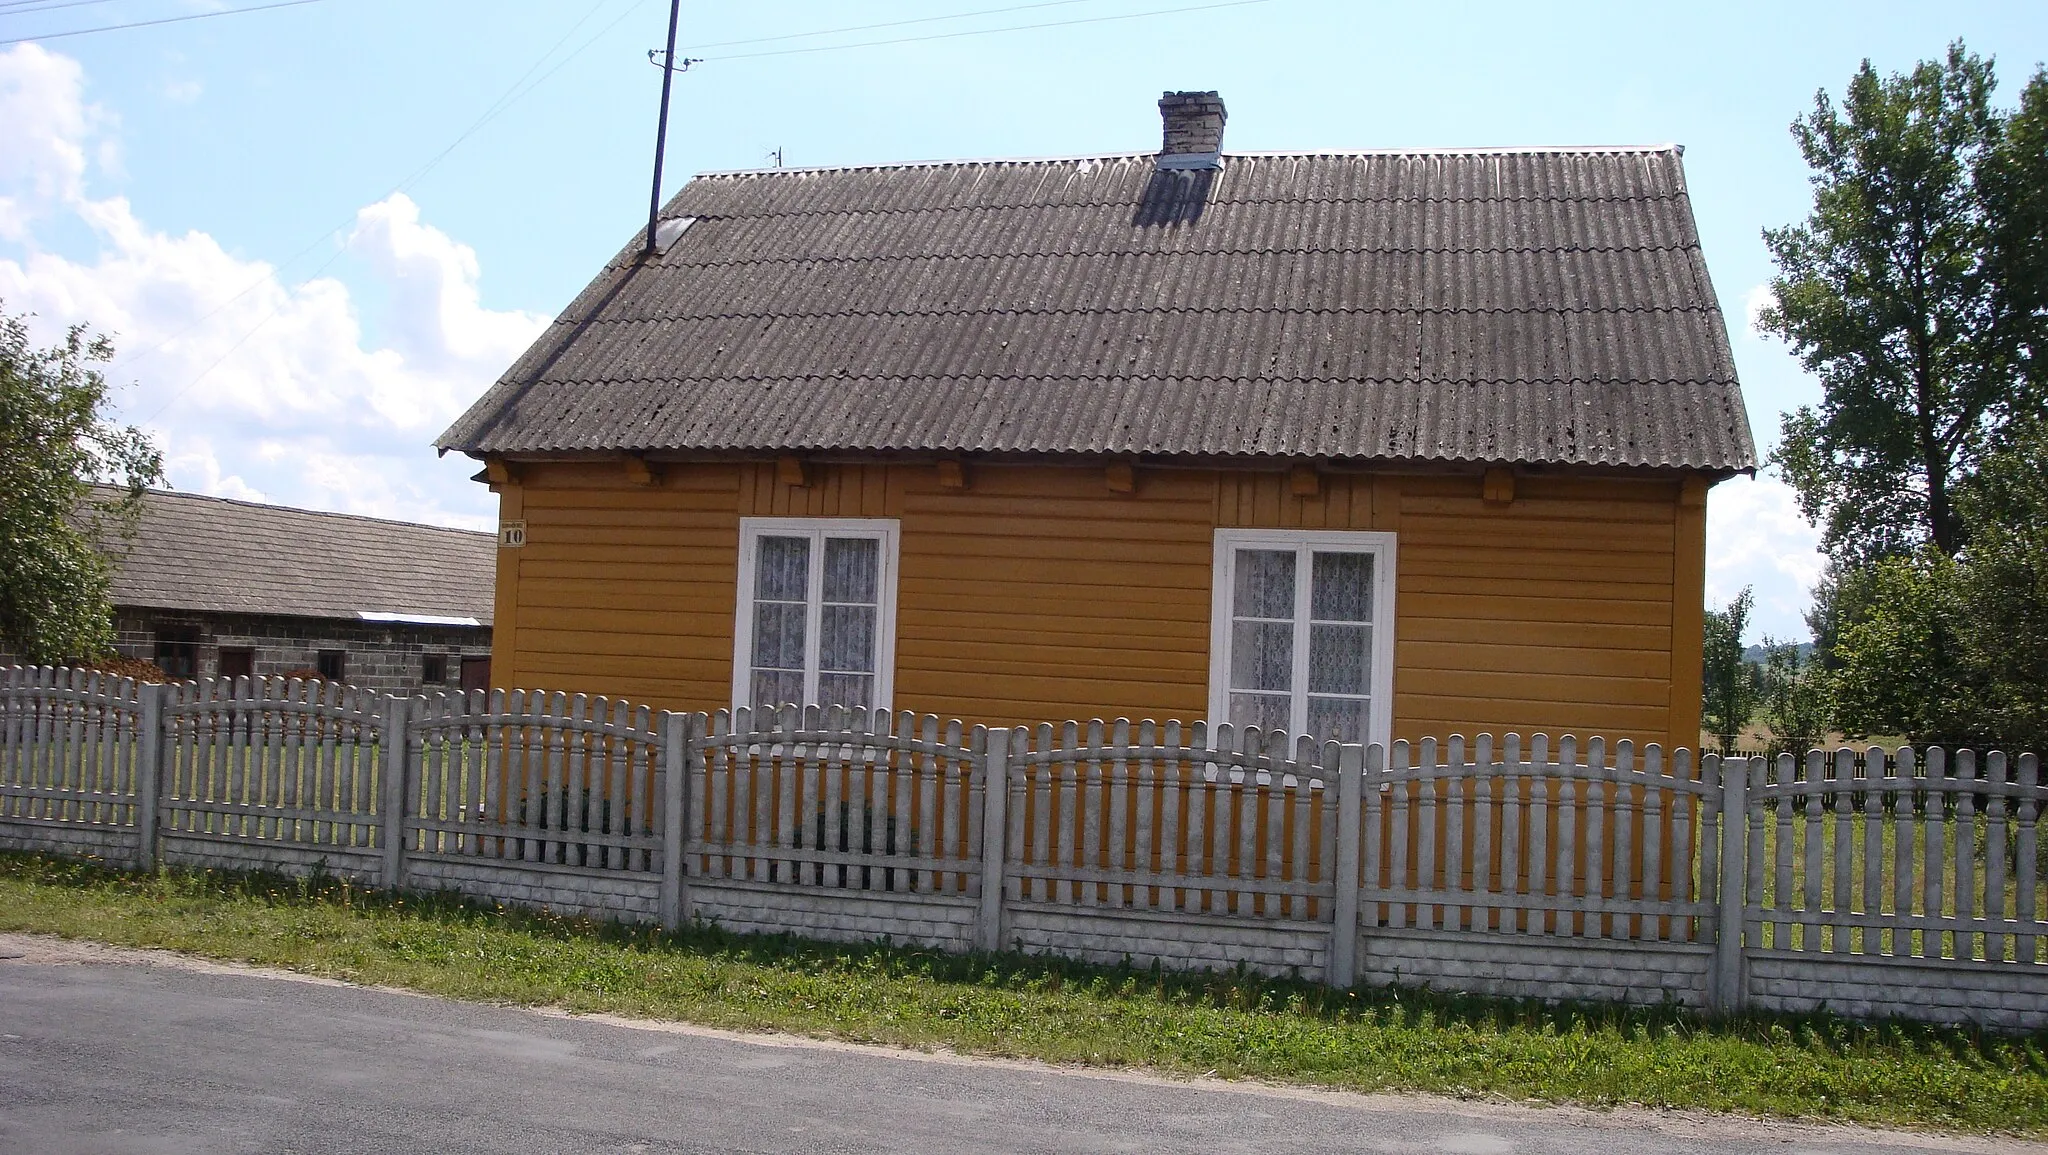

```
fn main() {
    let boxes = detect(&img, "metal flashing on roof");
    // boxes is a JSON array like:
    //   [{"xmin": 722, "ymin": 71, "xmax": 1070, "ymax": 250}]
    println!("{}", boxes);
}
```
[
  {"xmin": 357, "ymin": 611, "xmax": 485, "ymax": 627},
  {"xmin": 652, "ymin": 215, "xmax": 695, "ymax": 253}
]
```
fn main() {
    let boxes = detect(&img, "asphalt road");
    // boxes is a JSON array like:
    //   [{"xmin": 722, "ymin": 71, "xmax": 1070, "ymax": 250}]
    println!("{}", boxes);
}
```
[{"xmin": 0, "ymin": 936, "xmax": 2030, "ymax": 1155}]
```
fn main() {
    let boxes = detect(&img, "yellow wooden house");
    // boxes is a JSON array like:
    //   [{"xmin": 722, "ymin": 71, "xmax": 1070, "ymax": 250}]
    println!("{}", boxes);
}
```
[{"xmin": 438, "ymin": 91, "xmax": 1754, "ymax": 752}]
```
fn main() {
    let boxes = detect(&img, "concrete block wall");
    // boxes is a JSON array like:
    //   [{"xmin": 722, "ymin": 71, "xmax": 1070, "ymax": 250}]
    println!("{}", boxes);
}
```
[
  {"xmin": 1745, "ymin": 951, "xmax": 2048, "ymax": 1032},
  {"xmin": 114, "ymin": 610, "xmax": 490, "ymax": 695},
  {"xmin": 689, "ymin": 878, "xmax": 979, "ymax": 952},
  {"xmin": 1357, "ymin": 927, "xmax": 1716, "ymax": 1008},
  {"xmin": 1005, "ymin": 903, "xmax": 1328, "ymax": 978},
  {"xmin": 406, "ymin": 855, "xmax": 663, "ymax": 923},
  {"xmin": 0, "ymin": 819, "xmax": 141, "ymax": 868}
]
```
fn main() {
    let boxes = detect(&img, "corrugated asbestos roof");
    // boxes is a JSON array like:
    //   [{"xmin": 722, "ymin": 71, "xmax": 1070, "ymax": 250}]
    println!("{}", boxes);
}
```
[
  {"xmin": 101, "ymin": 488, "xmax": 496, "ymax": 625},
  {"xmin": 439, "ymin": 149, "xmax": 1755, "ymax": 471}
]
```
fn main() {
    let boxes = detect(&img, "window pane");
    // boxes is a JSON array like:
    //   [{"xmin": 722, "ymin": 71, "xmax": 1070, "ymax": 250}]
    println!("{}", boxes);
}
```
[
  {"xmin": 1230, "ymin": 620, "xmax": 1293, "ymax": 691},
  {"xmin": 820, "ymin": 604, "xmax": 876, "ymax": 673},
  {"xmin": 1232, "ymin": 549, "xmax": 1294, "ymax": 618},
  {"xmin": 1307, "ymin": 623, "xmax": 1370, "ymax": 694},
  {"xmin": 817, "ymin": 672, "xmax": 874, "ymax": 710},
  {"xmin": 751, "ymin": 602, "xmax": 806, "ymax": 669},
  {"xmin": 1229, "ymin": 692, "xmax": 1292, "ymax": 735},
  {"xmin": 754, "ymin": 535, "xmax": 810, "ymax": 601},
  {"xmin": 1306, "ymin": 696, "xmax": 1369, "ymax": 744},
  {"xmin": 822, "ymin": 536, "xmax": 879, "ymax": 603},
  {"xmin": 1311, "ymin": 551, "xmax": 1373, "ymax": 622},
  {"xmin": 751, "ymin": 669, "xmax": 805, "ymax": 710}
]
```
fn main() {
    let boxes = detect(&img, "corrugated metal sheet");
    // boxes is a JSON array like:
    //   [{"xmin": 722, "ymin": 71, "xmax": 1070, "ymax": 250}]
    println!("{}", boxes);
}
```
[
  {"xmin": 101, "ymin": 488, "xmax": 497, "ymax": 623},
  {"xmin": 440, "ymin": 149, "xmax": 1755, "ymax": 471}
]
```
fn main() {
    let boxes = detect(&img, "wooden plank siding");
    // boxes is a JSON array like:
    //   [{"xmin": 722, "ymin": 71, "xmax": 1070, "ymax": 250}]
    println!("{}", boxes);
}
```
[{"xmin": 488, "ymin": 461, "xmax": 1704, "ymax": 750}]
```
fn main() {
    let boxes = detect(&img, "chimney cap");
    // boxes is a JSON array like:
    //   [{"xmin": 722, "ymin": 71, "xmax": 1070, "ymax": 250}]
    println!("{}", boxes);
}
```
[{"xmin": 1157, "ymin": 90, "xmax": 1226, "ymax": 170}]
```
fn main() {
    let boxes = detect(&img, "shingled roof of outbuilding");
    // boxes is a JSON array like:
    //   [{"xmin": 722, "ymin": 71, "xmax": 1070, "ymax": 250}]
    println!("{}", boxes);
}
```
[
  {"xmin": 100, "ymin": 488, "xmax": 496, "ymax": 625},
  {"xmin": 439, "ymin": 147, "xmax": 1755, "ymax": 473}
]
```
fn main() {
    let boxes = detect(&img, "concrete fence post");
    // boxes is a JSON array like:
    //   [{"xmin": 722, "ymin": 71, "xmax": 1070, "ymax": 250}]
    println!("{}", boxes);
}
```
[
  {"xmin": 976, "ymin": 727, "xmax": 1011, "ymax": 953},
  {"xmin": 133, "ymin": 682, "xmax": 164, "ymax": 871},
  {"xmin": 659, "ymin": 711, "xmax": 695, "ymax": 931},
  {"xmin": 379, "ymin": 696, "xmax": 410, "ymax": 889},
  {"xmin": 1712, "ymin": 754, "xmax": 1749, "ymax": 1014},
  {"xmin": 1327, "ymin": 741, "xmax": 1366, "ymax": 987}
]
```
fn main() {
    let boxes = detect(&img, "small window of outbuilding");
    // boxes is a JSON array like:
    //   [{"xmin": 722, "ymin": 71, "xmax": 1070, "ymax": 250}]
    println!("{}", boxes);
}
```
[
  {"xmin": 154, "ymin": 627, "xmax": 200, "ymax": 680},
  {"xmin": 218, "ymin": 647, "xmax": 254, "ymax": 679},
  {"xmin": 316, "ymin": 650, "xmax": 347, "ymax": 683},
  {"xmin": 422, "ymin": 654, "xmax": 446, "ymax": 684}
]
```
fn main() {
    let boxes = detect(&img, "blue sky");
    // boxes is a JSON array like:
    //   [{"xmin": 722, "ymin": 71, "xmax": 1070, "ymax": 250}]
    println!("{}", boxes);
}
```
[{"xmin": 3, "ymin": 0, "xmax": 2045, "ymax": 641}]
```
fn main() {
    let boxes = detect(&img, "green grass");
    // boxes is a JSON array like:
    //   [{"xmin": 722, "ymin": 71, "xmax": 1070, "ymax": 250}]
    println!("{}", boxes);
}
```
[{"xmin": 2, "ymin": 852, "xmax": 2044, "ymax": 1138}]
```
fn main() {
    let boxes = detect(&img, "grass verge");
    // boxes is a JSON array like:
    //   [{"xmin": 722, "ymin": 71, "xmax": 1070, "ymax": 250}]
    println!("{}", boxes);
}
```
[{"xmin": 1, "ymin": 852, "xmax": 2044, "ymax": 1137}]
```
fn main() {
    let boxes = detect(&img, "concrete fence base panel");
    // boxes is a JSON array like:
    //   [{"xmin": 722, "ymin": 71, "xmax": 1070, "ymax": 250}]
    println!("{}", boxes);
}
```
[
  {"xmin": 0, "ymin": 819, "xmax": 142, "ymax": 869},
  {"xmin": 4, "ymin": 666, "xmax": 2045, "ymax": 1032},
  {"xmin": 1006, "ymin": 903, "xmax": 1330, "ymax": 977},
  {"xmin": 689, "ymin": 878, "xmax": 979, "ymax": 953},
  {"xmin": 1358, "ymin": 927, "xmax": 1716, "ymax": 1008}
]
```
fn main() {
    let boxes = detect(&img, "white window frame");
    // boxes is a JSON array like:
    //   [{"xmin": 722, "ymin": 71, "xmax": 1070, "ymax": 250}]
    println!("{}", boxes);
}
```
[
  {"xmin": 732, "ymin": 517, "xmax": 901, "ymax": 714},
  {"xmin": 1207, "ymin": 528, "xmax": 1397, "ymax": 749}
]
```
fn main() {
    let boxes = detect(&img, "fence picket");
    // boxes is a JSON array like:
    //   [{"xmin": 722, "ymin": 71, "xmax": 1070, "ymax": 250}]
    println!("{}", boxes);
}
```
[
  {"xmin": 1555, "ymin": 736, "xmax": 1578, "ymax": 937},
  {"xmin": 1954, "ymin": 749, "xmax": 1979, "ymax": 960},
  {"xmin": 1414, "ymin": 737, "xmax": 1438, "ymax": 931},
  {"xmin": 1921, "ymin": 748, "xmax": 1945, "ymax": 959},
  {"xmin": 1986, "ymin": 751, "xmax": 2009, "ymax": 962},
  {"xmin": 1387, "ymin": 739, "xmax": 1411, "ymax": 929},
  {"xmin": 1891, "ymin": 746, "xmax": 1915, "ymax": 957},
  {"xmin": 2017, "ymin": 753, "xmax": 2040, "ymax": 964}
]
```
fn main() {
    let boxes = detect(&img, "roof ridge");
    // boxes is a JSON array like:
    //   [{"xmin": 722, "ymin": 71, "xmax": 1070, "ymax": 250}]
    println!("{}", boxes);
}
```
[
  {"xmin": 693, "ymin": 144, "xmax": 1684, "ymax": 179},
  {"xmin": 99, "ymin": 485, "xmax": 492, "ymax": 540}
]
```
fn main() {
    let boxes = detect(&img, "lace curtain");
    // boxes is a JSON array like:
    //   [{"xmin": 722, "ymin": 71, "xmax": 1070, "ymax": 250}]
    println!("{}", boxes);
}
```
[
  {"xmin": 750, "ymin": 534, "xmax": 879, "ymax": 710},
  {"xmin": 1227, "ymin": 547, "xmax": 1375, "ymax": 743}
]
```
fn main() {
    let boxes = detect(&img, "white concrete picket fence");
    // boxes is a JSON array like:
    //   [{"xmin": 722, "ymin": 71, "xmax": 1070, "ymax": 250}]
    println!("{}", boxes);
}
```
[{"xmin": 2, "ymin": 666, "xmax": 2042, "ymax": 1030}]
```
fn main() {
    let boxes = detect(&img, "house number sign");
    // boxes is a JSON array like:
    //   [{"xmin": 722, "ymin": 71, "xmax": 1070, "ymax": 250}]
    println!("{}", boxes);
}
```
[{"xmin": 499, "ymin": 520, "xmax": 527, "ymax": 548}]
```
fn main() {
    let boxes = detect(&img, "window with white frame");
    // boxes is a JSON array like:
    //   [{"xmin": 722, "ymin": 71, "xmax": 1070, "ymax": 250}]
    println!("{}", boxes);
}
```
[
  {"xmin": 733, "ymin": 518, "xmax": 899, "ymax": 712},
  {"xmin": 1208, "ymin": 529, "xmax": 1396, "ymax": 746}
]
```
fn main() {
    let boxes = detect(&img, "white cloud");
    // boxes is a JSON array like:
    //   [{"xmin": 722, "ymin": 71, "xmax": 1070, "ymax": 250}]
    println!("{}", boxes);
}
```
[
  {"xmin": 0, "ymin": 43, "xmax": 106, "ymax": 240},
  {"xmin": 0, "ymin": 44, "xmax": 543, "ymax": 532},
  {"xmin": 1705, "ymin": 474, "xmax": 1826, "ymax": 643},
  {"xmin": 162, "ymin": 79, "xmax": 202, "ymax": 104}
]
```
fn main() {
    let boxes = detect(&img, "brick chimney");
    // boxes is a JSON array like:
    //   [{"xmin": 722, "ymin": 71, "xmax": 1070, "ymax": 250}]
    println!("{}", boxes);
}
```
[{"xmin": 1157, "ymin": 90, "xmax": 1225, "ymax": 170}]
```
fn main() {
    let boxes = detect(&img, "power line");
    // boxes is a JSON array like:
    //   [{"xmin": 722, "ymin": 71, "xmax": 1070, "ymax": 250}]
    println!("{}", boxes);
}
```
[
  {"xmin": 706, "ymin": 0, "xmax": 1272, "ymax": 63},
  {"xmin": 0, "ymin": 0, "xmax": 325, "ymax": 46}
]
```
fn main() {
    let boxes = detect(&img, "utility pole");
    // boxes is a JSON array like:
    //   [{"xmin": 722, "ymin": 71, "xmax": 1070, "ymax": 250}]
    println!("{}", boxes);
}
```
[{"xmin": 644, "ymin": 0, "xmax": 683, "ymax": 257}]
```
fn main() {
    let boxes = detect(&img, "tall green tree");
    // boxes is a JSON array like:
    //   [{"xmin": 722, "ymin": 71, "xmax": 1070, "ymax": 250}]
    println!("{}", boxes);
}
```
[
  {"xmin": 0, "ymin": 305, "xmax": 162, "ymax": 664},
  {"xmin": 1756, "ymin": 637, "xmax": 1831, "ymax": 758},
  {"xmin": 1760, "ymin": 44, "xmax": 2048, "ymax": 563},
  {"xmin": 1701, "ymin": 587, "xmax": 1759, "ymax": 753}
]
